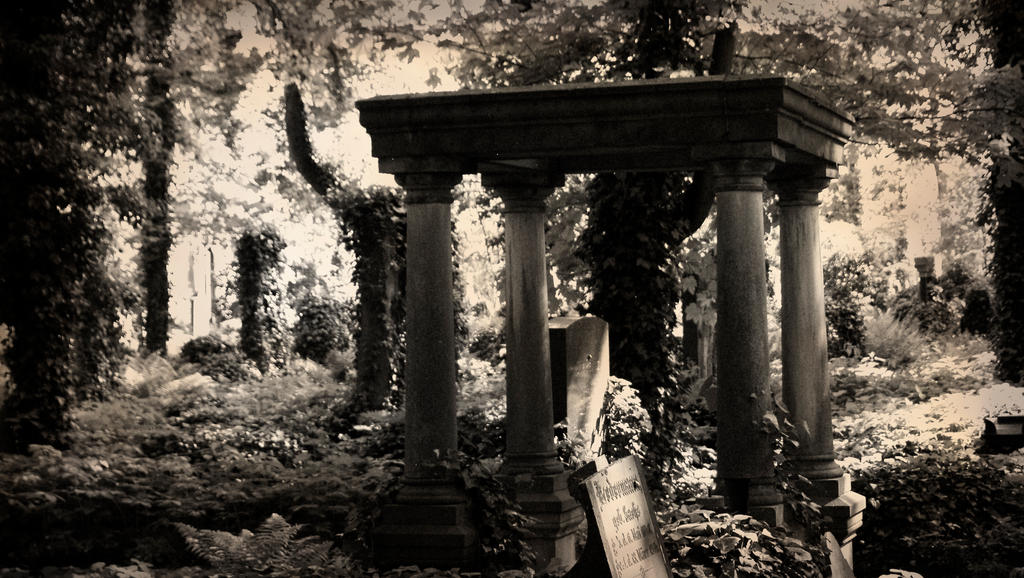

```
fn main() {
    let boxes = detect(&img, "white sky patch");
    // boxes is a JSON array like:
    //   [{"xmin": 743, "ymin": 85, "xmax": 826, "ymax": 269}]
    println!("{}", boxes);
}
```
[{"xmin": 903, "ymin": 162, "xmax": 941, "ymax": 259}]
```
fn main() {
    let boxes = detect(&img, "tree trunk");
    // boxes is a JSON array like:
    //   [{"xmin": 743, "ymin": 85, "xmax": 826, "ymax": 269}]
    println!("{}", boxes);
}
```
[
  {"xmin": 285, "ymin": 82, "xmax": 405, "ymax": 407},
  {"xmin": 141, "ymin": 0, "xmax": 176, "ymax": 355}
]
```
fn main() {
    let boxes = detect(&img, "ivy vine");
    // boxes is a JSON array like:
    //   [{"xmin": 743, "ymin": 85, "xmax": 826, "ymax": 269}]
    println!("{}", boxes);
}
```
[{"xmin": 236, "ymin": 228, "xmax": 289, "ymax": 375}]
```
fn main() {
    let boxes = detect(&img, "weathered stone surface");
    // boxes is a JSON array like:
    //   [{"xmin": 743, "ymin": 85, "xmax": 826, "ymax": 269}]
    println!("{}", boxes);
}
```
[
  {"xmin": 549, "ymin": 316, "xmax": 610, "ymax": 450},
  {"xmin": 358, "ymin": 76, "xmax": 853, "ymax": 176},
  {"xmin": 357, "ymin": 75, "xmax": 857, "ymax": 571}
]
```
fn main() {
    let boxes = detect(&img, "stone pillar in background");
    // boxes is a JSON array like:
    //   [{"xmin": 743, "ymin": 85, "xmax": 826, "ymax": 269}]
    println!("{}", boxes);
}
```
[
  {"xmin": 777, "ymin": 177, "xmax": 865, "ymax": 567},
  {"xmin": 549, "ymin": 315, "xmax": 610, "ymax": 451},
  {"xmin": 711, "ymin": 159, "xmax": 783, "ymax": 525},
  {"xmin": 188, "ymin": 242, "xmax": 213, "ymax": 337},
  {"xmin": 914, "ymin": 256, "xmax": 936, "ymax": 301},
  {"xmin": 373, "ymin": 172, "xmax": 478, "ymax": 569},
  {"xmin": 485, "ymin": 171, "xmax": 583, "ymax": 572}
]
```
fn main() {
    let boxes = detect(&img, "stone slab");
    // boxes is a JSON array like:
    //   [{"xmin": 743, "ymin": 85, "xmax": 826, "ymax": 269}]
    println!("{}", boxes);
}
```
[
  {"xmin": 584, "ymin": 456, "xmax": 669, "ymax": 578},
  {"xmin": 549, "ymin": 316, "xmax": 609, "ymax": 448}
]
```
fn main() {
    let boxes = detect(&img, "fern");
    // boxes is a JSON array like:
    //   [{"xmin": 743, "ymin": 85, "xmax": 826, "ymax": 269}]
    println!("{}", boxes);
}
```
[{"xmin": 175, "ymin": 513, "xmax": 341, "ymax": 576}]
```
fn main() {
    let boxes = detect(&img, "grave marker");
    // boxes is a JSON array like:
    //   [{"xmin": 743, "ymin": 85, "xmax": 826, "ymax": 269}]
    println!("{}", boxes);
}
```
[
  {"xmin": 549, "ymin": 316, "xmax": 609, "ymax": 447},
  {"xmin": 583, "ymin": 455, "xmax": 669, "ymax": 578}
]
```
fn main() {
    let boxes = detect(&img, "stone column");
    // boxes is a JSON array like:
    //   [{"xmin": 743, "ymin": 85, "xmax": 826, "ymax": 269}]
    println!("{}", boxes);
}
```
[
  {"xmin": 776, "ymin": 177, "xmax": 864, "ymax": 569},
  {"xmin": 778, "ymin": 184, "xmax": 844, "ymax": 483},
  {"xmin": 711, "ymin": 159, "xmax": 783, "ymax": 525},
  {"xmin": 373, "ymin": 172, "xmax": 479, "ymax": 569},
  {"xmin": 483, "ymin": 172, "xmax": 582, "ymax": 572}
]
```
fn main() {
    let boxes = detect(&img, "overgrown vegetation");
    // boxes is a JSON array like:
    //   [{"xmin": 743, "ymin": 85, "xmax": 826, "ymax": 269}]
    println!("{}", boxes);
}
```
[
  {"xmin": 0, "ymin": 0, "xmax": 138, "ymax": 452},
  {"xmin": 855, "ymin": 454, "xmax": 1024, "ymax": 577},
  {"xmin": 235, "ymin": 229, "xmax": 289, "ymax": 375}
]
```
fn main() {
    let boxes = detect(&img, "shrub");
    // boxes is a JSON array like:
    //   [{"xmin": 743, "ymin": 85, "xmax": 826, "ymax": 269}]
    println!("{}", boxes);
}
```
[
  {"xmin": 862, "ymin": 308, "xmax": 928, "ymax": 367},
  {"xmin": 179, "ymin": 336, "xmax": 257, "ymax": 383},
  {"xmin": 892, "ymin": 286, "xmax": 959, "ymax": 334},
  {"xmin": 961, "ymin": 288, "xmax": 993, "ymax": 335},
  {"xmin": 292, "ymin": 296, "xmax": 352, "ymax": 365},
  {"xmin": 893, "ymin": 262, "xmax": 985, "ymax": 335},
  {"xmin": 600, "ymin": 376, "xmax": 651, "ymax": 461},
  {"xmin": 823, "ymin": 254, "xmax": 880, "ymax": 358},
  {"xmin": 180, "ymin": 335, "xmax": 233, "ymax": 365},
  {"xmin": 854, "ymin": 452, "xmax": 1024, "ymax": 577},
  {"xmin": 468, "ymin": 327, "xmax": 505, "ymax": 366}
]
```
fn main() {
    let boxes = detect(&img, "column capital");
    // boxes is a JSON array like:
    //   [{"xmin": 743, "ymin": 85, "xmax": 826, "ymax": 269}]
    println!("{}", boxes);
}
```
[
  {"xmin": 395, "ymin": 172, "xmax": 463, "ymax": 204},
  {"xmin": 708, "ymin": 159, "xmax": 775, "ymax": 192},
  {"xmin": 482, "ymin": 172, "xmax": 564, "ymax": 213},
  {"xmin": 774, "ymin": 176, "xmax": 833, "ymax": 207}
]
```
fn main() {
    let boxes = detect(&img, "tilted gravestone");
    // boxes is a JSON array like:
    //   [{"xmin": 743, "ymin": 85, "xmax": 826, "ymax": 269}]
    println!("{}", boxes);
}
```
[
  {"xmin": 549, "ymin": 316, "xmax": 610, "ymax": 449},
  {"xmin": 565, "ymin": 455, "xmax": 670, "ymax": 578}
]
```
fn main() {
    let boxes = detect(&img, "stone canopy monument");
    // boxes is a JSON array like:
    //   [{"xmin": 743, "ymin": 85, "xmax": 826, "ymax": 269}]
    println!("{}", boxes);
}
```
[{"xmin": 357, "ymin": 75, "xmax": 864, "ymax": 570}]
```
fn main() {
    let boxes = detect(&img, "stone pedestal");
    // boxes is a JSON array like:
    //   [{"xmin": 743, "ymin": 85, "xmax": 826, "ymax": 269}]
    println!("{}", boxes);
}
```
[
  {"xmin": 373, "ymin": 172, "xmax": 479, "ymax": 570},
  {"xmin": 712, "ymin": 160, "xmax": 783, "ymax": 525},
  {"xmin": 374, "ymin": 488, "xmax": 478, "ymax": 569},
  {"xmin": 817, "ymin": 474, "xmax": 866, "ymax": 568},
  {"xmin": 486, "ymin": 171, "xmax": 583, "ymax": 571},
  {"xmin": 549, "ymin": 316, "xmax": 610, "ymax": 450}
]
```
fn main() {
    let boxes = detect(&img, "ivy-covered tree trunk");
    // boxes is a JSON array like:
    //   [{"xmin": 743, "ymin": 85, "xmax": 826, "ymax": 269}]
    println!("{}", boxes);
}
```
[
  {"xmin": 236, "ymin": 229, "xmax": 289, "ymax": 375},
  {"xmin": 343, "ymin": 190, "xmax": 407, "ymax": 409},
  {"xmin": 141, "ymin": 0, "xmax": 176, "ymax": 355},
  {"xmin": 284, "ymin": 83, "xmax": 409, "ymax": 409},
  {"xmin": 0, "ymin": 2, "xmax": 135, "ymax": 452},
  {"xmin": 979, "ymin": 0, "xmax": 1024, "ymax": 385},
  {"xmin": 580, "ymin": 173, "xmax": 688, "ymax": 405},
  {"xmin": 576, "ymin": 8, "xmax": 737, "ymax": 496}
]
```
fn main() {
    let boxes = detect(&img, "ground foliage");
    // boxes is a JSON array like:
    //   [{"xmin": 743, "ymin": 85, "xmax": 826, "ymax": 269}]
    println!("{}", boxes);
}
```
[
  {"xmin": 829, "ymin": 336, "xmax": 1024, "ymax": 577},
  {"xmin": 2, "ymin": 333, "xmax": 1022, "ymax": 576},
  {"xmin": 661, "ymin": 508, "xmax": 828, "ymax": 578},
  {"xmin": 854, "ymin": 453, "xmax": 1024, "ymax": 578}
]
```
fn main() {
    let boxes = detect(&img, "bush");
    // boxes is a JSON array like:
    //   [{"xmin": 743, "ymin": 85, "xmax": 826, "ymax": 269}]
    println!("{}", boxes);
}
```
[
  {"xmin": 292, "ymin": 297, "xmax": 352, "ymax": 365},
  {"xmin": 863, "ymin": 308, "xmax": 928, "ymax": 367},
  {"xmin": 961, "ymin": 288, "xmax": 994, "ymax": 335},
  {"xmin": 854, "ymin": 453, "xmax": 1024, "ymax": 577},
  {"xmin": 892, "ymin": 262, "xmax": 986, "ymax": 335},
  {"xmin": 600, "ymin": 376, "xmax": 651, "ymax": 461},
  {"xmin": 180, "ymin": 335, "xmax": 233, "ymax": 365},
  {"xmin": 824, "ymin": 254, "xmax": 881, "ymax": 358},
  {"xmin": 892, "ymin": 287, "xmax": 959, "ymax": 333},
  {"xmin": 179, "ymin": 336, "xmax": 257, "ymax": 383}
]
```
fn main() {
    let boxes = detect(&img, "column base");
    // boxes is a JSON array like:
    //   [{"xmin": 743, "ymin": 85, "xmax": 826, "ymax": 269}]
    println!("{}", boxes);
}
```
[
  {"xmin": 505, "ymin": 469, "xmax": 584, "ymax": 572},
  {"xmin": 715, "ymin": 478, "xmax": 786, "ymax": 526},
  {"xmin": 373, "ymin": 483, "xmax": 479, "ymax": 570}
]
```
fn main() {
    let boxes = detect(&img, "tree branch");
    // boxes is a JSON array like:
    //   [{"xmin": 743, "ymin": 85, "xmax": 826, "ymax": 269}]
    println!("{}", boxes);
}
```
[{"xmin": 283, "ymin": 82, "xmax": 342, "ymax": 204}]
